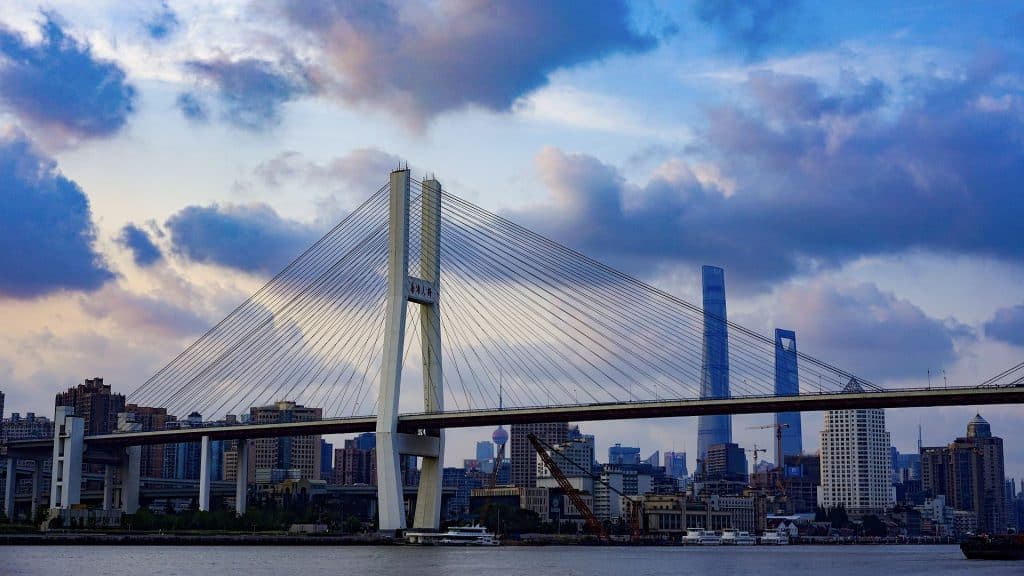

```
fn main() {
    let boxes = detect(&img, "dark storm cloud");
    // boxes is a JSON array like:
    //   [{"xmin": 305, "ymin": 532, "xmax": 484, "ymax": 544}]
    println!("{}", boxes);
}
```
[
  {"xmin": 984, "ymin": 305, "xmax": 1024, "ymax": 347},
  {"xmin": 184, "ymin": 58, "xmax": 314, "ymax": 131},
  {"xmin": 165, "ymin": 203, "xmax": 320, "ymax": 274},
  {"xmin": 775, "ymin": 281, "xmax": 972, "ymax": 381},
  {"xmin": 275, "ymin": 0, "xmax": 661, "ymax": 125},
  {"xmin": 144, "ymin": 1, "xmax": 180, "ymax": 40},
  {"xmin": 0, "ymin": 14, "xmax": 135, "ymax": 139},
  {"xmin": 694, "ymin": 0, "xmax": 800, "ymax": 59},
  {"xmin": 117, "ymin": 224, "xmax": 162, "ymax": 267},
  {"xmin": 0, "ymin": 131, "xmax": 114, "ymax": 298},
  {"xmin": 507, "ymin": 62, "xmax": 1024, "ymax": 291}
]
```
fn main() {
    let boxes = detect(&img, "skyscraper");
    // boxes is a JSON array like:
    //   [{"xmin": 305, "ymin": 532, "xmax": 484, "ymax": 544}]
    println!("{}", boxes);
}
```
[
  {"xmin": 510, "ymin": 422, "xmax": 569, "ymax": 488},
  {"xmin": 818, "ymin": 378, "xmax": 894, "ymax": 517},
  {"xmin": 54, "ymin": 377, "xmax": 125, "ymax": 435},
  {"xmin": 919, "ymin": 415, "xmax": 1008, "ymax": 533},
  {"xmin": 664, "ymin": 451, "xmax": 688, "ymax": 479},
  {"xmin": 774, "ymin": 329, "xmax": 802, "ymax": 466},
  {"xmin": 249, "ymin": 401, "xmax": 323, "ymax": 483},
  {"xmin": 697, "ymin": 265, "xmax": 730, "ymax": 460}
]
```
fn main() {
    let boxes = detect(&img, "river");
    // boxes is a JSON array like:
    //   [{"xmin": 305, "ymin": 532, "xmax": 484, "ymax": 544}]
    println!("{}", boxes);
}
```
[{"xmin": 0, "ymin": 545, "xmax": 1019, "ymax": 575}]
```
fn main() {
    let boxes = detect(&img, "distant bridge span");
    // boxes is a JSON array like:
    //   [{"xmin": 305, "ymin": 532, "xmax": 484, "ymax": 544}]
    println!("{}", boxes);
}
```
[{"xmin": 7, "ymin": 384, "xmax": 1019, "ymax": 453}]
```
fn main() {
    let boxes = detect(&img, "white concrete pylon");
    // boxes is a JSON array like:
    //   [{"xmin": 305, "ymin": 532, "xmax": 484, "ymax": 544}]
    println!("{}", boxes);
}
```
[
  {"xmin": 235, "ymin": 440, "xmax": 249, "ymax": 516},
  {"xmin": 375, "ymin": 168, "xmax": 446, "ymax": 534},
  {"xmin": 199, "ymin": 435, "xmax": 211, "ymax": 512},
  {"xmin": 30, "ymin": 460, "xmax": 43, "ymax": 521}
]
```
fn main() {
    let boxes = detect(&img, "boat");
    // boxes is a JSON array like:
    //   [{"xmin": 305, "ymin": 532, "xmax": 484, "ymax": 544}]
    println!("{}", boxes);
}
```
[
  {"xmin": 759, "ymin": 530, "xmax": 790, "ymax": 545},
  {"xmin": 720, "ymin": 529, "xmax": 757, "ymax": 545},
  {"xmin": 960, "ymin": 533, "xmax": 1024, "ymax": 560},
  {"xmin": 683, "ymin": 529, "xmax": 722, "ymax": 545},
  {"xmin": 405, "ymin": 525, "xmax": 499, "ymax": 546}
]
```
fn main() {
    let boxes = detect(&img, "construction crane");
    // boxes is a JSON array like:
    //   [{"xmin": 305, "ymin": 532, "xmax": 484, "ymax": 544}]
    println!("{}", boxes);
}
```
[
  {"xmin": 527, "ymin": 433, "xmax": 607, "ymax": 539},
  {"xmin": 746, "ymin": 444, "xmax": 766, "ymax": 475},
  {"xmin": 527, "ymin": 434, "xmax": 646, "ymax": 541},
  {"xmin": 747, "ymin": 423, "xmax": 790, "ymax": 471}
]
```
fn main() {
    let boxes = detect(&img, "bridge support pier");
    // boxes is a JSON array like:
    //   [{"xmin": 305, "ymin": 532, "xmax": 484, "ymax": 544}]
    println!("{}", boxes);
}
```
[
  {"xmin": 49, "ymin": 406, "xmax": 83, "ymax": 510},
  {"xmin": 116, "ymin": 413, "xmax": 141, "ymax": 514},
  {"xmin": 4, "ymin": 457, "xmax": 15, "ymax": 521},
  {"xmin": 30, "ymin": 460, "xmax": 43, "ymax": 521},
  {"xmin": 199, "ymin": 435, "xmax": 211, "ymax": 512},
  {"xmin": 234, "ymin": 440, "xmax": 248, "ymax": 516},
  {"xmin": 119, "ymin": 447, "xmax": 140, "ymax": 514},
  {"xmin": 375, "ymin": 169, "xmax": 446, "ymax": 534},
  {"xmin": 102, "ymin": 465, "xmax": 114, "ymax": 510}
]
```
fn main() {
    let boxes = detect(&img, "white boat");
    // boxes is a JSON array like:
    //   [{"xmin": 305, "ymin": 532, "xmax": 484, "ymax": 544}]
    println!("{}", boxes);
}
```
[
  {"xmin": 759, "ymin": 530, "xmax": 790, "ymax": 545},
  {"xmin": 683, "ymin": 529, "xmax": 722, "ymax": 545},
  {"xmin": 406, "ymin": 525, "xmax": 499, "ymax": 546},
  {"xmin": 721, "ymin": 529, "xmax": 757, "ymax": 545}
]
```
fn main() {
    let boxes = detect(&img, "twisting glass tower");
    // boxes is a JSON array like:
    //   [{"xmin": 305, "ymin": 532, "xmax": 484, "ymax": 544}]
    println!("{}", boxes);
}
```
[{"xmin": 697, "ymin": 265, "xmax": 730, "ymax": 460}]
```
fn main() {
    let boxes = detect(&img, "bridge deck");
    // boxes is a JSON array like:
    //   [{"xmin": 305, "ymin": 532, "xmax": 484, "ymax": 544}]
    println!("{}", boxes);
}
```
[{"xmin": 6, "ymin": 386, "xmax": 1022, "ymax": 449}]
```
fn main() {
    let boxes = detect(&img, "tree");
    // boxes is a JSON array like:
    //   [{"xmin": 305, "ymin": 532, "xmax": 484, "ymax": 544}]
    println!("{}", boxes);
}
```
[{"xmin": 860, "ymin": 515, "xmax": 887, "ymax": 537}]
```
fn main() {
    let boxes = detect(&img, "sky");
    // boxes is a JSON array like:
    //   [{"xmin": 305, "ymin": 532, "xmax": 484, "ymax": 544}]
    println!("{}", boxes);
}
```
[{"xmin": 0, "ymin": 1, "xmax": 1022, "ymax": 477}]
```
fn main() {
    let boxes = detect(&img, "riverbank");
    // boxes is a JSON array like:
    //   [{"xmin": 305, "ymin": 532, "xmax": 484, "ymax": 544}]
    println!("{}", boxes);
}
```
[
  {"xmin": 0, "ymin": 532, "xmax": 397, "ymax": 546},
  {"xmin": 0, "ymin": 532, "xmax": 963, "ymax": 546}
]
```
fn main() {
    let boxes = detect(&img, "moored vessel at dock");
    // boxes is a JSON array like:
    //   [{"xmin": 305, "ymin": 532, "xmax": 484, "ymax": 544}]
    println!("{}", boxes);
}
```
[{"xmin": 960, "ymin": 533, "xmax": 1024, "ymax": 560}]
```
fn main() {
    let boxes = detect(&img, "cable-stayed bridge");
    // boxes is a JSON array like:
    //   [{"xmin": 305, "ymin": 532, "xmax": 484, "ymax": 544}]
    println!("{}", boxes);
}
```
[{"xmin": 5, "ymin": 169, "xmax": 1024, "ymax": 532}]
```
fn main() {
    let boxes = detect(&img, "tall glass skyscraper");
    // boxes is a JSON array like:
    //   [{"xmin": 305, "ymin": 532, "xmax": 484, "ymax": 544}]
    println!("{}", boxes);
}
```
[
  {"xmin": 774, "ymin": 329, "xmax": 803, "ymax": 467},
  {"xmin": 697, "ymin": 265, "xmax": 731, "ymax": 461}
]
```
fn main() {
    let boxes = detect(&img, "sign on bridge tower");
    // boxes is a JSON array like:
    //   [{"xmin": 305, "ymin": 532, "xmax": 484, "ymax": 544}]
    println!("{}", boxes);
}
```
[{"xmin": 376, "ymin": 168, "xmax": 445, "ymax": 534}]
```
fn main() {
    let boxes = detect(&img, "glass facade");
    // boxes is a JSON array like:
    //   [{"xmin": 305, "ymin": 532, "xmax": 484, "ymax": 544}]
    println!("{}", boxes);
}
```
[
  {"xmin": 697, "ymin": 265, "xmax": 731, "ymax": 460},
  {"xmin": 774, "ymin": 328, "xmax": 803, "ymax": 466}
]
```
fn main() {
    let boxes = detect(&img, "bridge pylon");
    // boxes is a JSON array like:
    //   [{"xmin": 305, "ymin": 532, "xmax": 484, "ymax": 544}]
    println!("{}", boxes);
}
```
[{"xmin": 376, "ymin": 168, "xmax": 445, "ymax": 534}]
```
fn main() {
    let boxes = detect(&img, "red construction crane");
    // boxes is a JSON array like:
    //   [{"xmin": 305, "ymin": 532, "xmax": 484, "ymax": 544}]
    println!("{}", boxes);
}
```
[{"xmin": 527, "ymin": 433, "xmax": 608, "ymax": 540}]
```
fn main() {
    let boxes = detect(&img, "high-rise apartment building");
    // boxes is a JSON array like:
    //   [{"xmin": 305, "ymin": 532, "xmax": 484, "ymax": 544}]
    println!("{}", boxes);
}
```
[
  {"xmin": 125, "ymin": 404, "xmax": 171, "ymax": 478},
  {"xmin": 0, "ymin": 412, "xmax": 53, "ymax": 441},
  {"xmin": 704, "ymin": 442, "xmax": 748, "ymax": 482},
  {"xmin": 920, "ymin": 415, "xmax": 1008, "ymax": 534},
  {"xmin": 697, "ymin": 265, "xmax": 730, "ymax": 460},
  {"xmin": 334, "ymin": 438, "xmax": 376, "ymax": 485},
  {"xmin": 55, "ymin": 377, "xmax": 125, "ymax": 435},
  {"xmin": 664, "ymin": 451, "xmax": 688, "ymax": 479},
  {"xmin": 249, "ymin": 401, "xmax": 322, "ymax": 483},
  {"xmin": 818, "ymin": 379, "xmax": 893, "ymax": 517},
  {"xmin": 608, "ymin": 444, "xmax": 641, "ymax": 466},
  {"xmin": 510, "ymin": 422, "xmax": 570, "ymax": 488},
  {"xmin": 773, "ymin": 328, "xmax": 802, "ymax": 465}
]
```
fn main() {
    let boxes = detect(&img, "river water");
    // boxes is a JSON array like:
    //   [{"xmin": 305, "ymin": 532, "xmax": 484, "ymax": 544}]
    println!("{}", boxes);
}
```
[{"xmin": 1, "ymin": 545, "xmax": 1020, "ymax": 575}]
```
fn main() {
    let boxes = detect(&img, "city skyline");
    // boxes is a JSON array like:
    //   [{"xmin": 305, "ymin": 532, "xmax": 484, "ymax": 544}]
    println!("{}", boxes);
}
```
[{"xmin": 0, "ymin": 0, "xmax": 1022, "ymax": 482}]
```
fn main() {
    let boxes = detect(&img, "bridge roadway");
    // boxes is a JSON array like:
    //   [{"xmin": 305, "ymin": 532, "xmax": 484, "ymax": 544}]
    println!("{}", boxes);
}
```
[{"xmin": 6, "ymin": 385, "xmax": 1023, "ymax": 452}]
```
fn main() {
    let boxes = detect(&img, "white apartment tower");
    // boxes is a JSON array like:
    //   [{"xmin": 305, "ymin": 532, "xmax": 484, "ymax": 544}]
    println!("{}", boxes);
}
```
[{"xmin": 817, "ymin": 379, "xmax": 894, "ymax": 517}]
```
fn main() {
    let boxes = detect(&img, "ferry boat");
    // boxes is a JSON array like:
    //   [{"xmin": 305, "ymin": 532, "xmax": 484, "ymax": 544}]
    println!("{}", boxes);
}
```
[
  {"xmin": 759, "ymin": 530, "xmax": 790, "ymax": 545},
  {"xmin": 720, "ymin": 529, "xmax": 757, "ymax": 545},
  {"xmin": 405, "ymin": 525, "xmax": 499, "ymax": 546},
  {"xmin": 683, "ymin": 529, "xmax": 722, "ymax": 545}
]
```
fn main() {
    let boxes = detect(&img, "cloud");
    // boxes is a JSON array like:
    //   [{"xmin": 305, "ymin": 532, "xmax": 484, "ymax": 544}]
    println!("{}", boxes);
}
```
[
  {"xmin": 505, "ymin": 61, "xmax": 1024, "ymax": 290},
  {"xmin": 0, "ymin": 129, "xmax": 114, "ymax": 298},
  {"xmin": 117, "ymin": 223, "xmax": 162, "ymax": 267},
  {"xmin": 79, "ymin": 285, "xmax": 209, "ymax": 339},
  {"xmin": 776, "ymin": 281, "xmax": 971, "ymax": 381},
  {"xmin": 984, "ymin": 304, "xmax": 1024, "ymax": 347},
  {"xmin": 175, "ymin": 92, "xmax": 209, "ymax": 122},
  {"xmin": 165, "ymin": 202, "xmax": 320, "ymax": 274},
  {"xmin": 0, "ymin": 13, "xmax": 135, "ymax": 140},
  {"xmin": 255, "ymin": 148, "xmax": 400, "ymax": 191},
  {"xmin": 184, "ymin": 57, "xmax": 315, "ymax": 131},
  {"xmin": 694, "ymin": 0, "xmax": 800, "ymax": 59},
  {"xmin": 144, "ymin": 1, "xmax": 180, "ymax": 40},
  {"xmin": 274, "ymin": 0, "xmax": 660, "ymax": 125}
]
